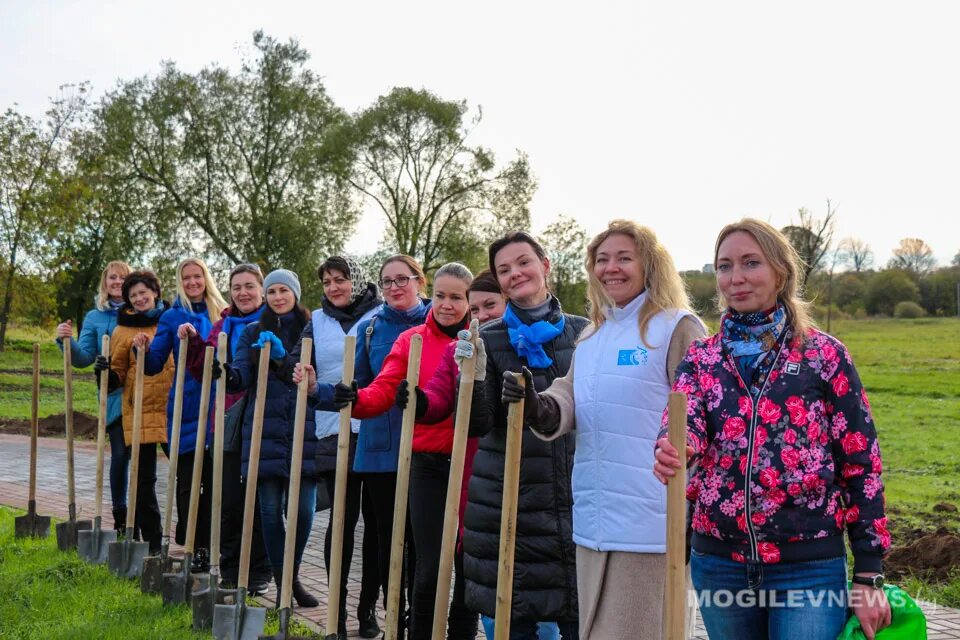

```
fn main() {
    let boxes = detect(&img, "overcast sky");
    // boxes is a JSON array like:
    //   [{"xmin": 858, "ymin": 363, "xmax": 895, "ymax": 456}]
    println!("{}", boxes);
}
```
[{"xmin": 3, "ymin": 0, "xmax": 958, "ymax": 270}]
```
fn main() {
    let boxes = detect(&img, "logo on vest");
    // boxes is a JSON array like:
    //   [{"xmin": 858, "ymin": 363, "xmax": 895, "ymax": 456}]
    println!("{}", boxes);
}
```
[{"xmin": 617, "ymin": 346, "xmax": 649, "ymax": 366}]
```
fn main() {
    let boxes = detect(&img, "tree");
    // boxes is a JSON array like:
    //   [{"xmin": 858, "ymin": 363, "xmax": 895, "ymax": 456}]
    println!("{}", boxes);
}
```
[
  {"xmin": 344, "ymin": 87, "xmax": 536, "ymax": 274},
  {"xmin": 781, "ymin": 200, "xmax": 837, "ymax": 284},
  {"xmin": 918, "ymin": 266, "xmax": 960, "ymax": 316},
  {"xmin": 539, "ymin": 215, "xmax": 588, "ymax": 314},
  {"xmin": 888, "ymin": 238, "xmax": 937, "ymax": 274},
  {"xmin": 952, "ymin": 250, "xmax": 959, "ymax": 267},
  {"xmin": 837, "ymin": 237, "xmax": 874, "ymax": 272},
  {"xmin": 865, "ymin": 269, "xmax": 919, "ymax": 316},
  {"xmin": 0, "ymin": 85, "xmax": 89, "ymax": 349}
]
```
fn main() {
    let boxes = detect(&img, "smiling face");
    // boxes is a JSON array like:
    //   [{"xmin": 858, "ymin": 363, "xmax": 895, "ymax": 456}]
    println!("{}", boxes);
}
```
[
  {"xmin": 266, "ymin": 283, "xmax": 296, "ymax": 315},
  {"xmin": 127, "ymin": 282, "xmax": 156, "ymax": 313},
  {"xmin": 105, "ymin": 268, "xmax": 126, "ymax": 302},
  {"xmin": 230, "ymin": 272, "xmax": 264, "ymax": 315},
  {"xmin": 432, "ymin": 275, "xmax": 470, "ymax": 328},
  {"xmin": 592, "ymin": 232, "xmax": 645, "ymax": 307},
  {"xmin": 493, "ymin": 241, "xmax": 550, "ymax": 307},
  {"xmin": 716, "ymin": 230, "xmax": 780, "ymax": 314},
  {"xmin": 469, "ymin": 290, "xmax": 507, "ymax": 324},
  {"xmin": 180, "ymin": 263, "xmax": 206, "ymax": 303},
  {"xmin": 379, "ymin": 260, "xmax": 421, "ymax": 311},
  {"xmin": 322, "ymin": 268, "xmax": 353, "ymax": 309}
]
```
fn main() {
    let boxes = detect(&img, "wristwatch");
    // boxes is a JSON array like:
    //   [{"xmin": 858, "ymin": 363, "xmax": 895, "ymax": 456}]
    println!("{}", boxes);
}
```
[{"xmin": 852, "ymin": 574, "xmax": 885, "ymax": 589}]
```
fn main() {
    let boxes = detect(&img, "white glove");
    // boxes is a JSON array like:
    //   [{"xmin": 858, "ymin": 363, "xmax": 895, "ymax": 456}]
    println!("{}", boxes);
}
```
[{"xmin": 454, "ymin": 329, "xmax": 486, "ymax": 382}]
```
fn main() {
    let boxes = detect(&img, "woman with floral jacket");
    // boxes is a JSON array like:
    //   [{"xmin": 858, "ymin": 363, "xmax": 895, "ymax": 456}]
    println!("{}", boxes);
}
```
[{"xmin": 654, "ymin": 218, "xmax": 890, "ymax": 640}]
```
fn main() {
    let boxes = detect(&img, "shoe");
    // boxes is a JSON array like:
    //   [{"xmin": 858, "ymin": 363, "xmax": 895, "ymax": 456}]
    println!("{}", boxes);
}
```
[
  {"xmin": 248, "ymin": 579, "xmax": 270, "ymax": 597},
  {"xmin": 358, "ymin": 603, "xmax": 380, "ymax": 638},
  {"xmin": 112, "ymin": 507, "xmax": 127, "ymax": 537},
  {"xmin": 191, "ymin": 548, "xmax": 210, "ymax": 574},
  {"xmin": 291, "ymin": 576, "xmax": 319, "ymax": 608}
]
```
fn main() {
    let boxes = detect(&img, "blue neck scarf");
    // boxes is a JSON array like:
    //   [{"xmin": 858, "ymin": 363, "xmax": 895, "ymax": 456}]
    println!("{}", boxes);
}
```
[
  {"xmin": 721, "ymin": 304, "xmax": 787, "ymax": 392},
  {"xmin": 502, "ymin": 303, "xmax": 565, "ymax": 368},
  {"xmin": 222, "ymin": 304, "xmax": 264, "ymax": 359}
]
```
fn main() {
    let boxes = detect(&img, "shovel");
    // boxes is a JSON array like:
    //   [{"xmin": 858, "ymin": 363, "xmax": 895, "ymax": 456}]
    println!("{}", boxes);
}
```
[
  {"xmin": 108, "ymin": 346, "xmax": 150, "ymax": 577},
  {"xmin": 56, "ymin": 342, "xmax": 92, "ymax": 551},
  {"xmin": 15, "ymin": 344, "xmax": 51, "ymax": 539},
  {"xmin": 431, "ymin": 320, "xmax": 479, "ymax": 639},
  {"xmin": 193, "ymin": 333, "xmax": 235, "ymax": 630},
  {"xmin": 162, "ymin": 345, "xmax": 215, "ymax": 606},
  {"xmin": 212, "ymin": 341, "xmax": 271, "ymax": 640},
  {"xmin": 493, "ymin": 373, "xmax": 524, "ymax": 640},
  {"xmin": 142, "ymin": 337, "xmax": 189, "ymax": 593},
  {"xmin": 664, "ymin": 392, "xmax": 688, "ymax": 639},
  {"xmin": 322, "ymin": 336, "xmax": 357, "ymax": 640},
  {"xmin": 79, "ymin": 336, "xmax": 119, "ymax": 562},
  {"xmin": 384, "ymin": 334, "xmax": 423, "ymax": 640}
]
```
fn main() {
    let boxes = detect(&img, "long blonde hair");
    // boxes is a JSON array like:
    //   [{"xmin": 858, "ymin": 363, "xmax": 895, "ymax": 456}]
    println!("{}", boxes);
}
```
[
  {"xmin": 713, "ymin": 218, "xmax": 816, "ymax": 340},
  {"xmin": 96, "ymin": 261, "xmax": 132, "ymax": 311},
  {"xmin": 175, "ymin": 257, "xmax": 227, "ymax": 323},
  {"xmin": 585, "ymin": 220, "xmax": 693, "ymax": 347}
]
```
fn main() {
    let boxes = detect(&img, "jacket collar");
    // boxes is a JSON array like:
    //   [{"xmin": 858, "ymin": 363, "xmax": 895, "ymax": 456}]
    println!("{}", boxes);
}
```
[{"xmin": 605, "ymin": 290, "xmax": 646, "ymax": 322}]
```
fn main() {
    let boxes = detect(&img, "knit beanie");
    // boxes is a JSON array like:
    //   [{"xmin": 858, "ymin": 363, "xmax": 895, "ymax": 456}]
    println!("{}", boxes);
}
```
[{"xmin": 263, "ymin": 269, "xmax": 301, "ymax": 301}]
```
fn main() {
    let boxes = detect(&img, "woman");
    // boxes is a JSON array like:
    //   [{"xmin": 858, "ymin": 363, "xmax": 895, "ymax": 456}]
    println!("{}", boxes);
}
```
[
  {"xmin": 57, "ymin": 260, "xmax": 131, "ymax": 533},
  {"xmin": 135, "ymin": 257, "xmax": 227, "ymax": 571},
  {"xmin": 654, "ymin": 219, "xmax": 891, "ymax": 640},
  {"xmin": 500, "ymin": 221, "xmax": 706, "ymax": 639},
  {"xmin": 220, "ymin": 269, "xmax": 320, "ymax": 608},
  {"xmin": 99, "ymin": 270, "xmax": 174, "ymax": 553},
  {"xmin": 178, "ymin": 263, "xmax": 272, "ymax": 594},
  {"xmin": 464, "ymin": 232, "xmax": 588, "ymax": 640},
  {"xmin": 282, "ymin": 255, "xmax": 383, "ymax": 637}
]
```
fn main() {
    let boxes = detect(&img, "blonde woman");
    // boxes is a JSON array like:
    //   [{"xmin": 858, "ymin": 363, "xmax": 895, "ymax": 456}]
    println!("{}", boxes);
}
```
[
  {"xmin": 134, "ymin": 257, "xmax": 227, "ymax": 571},
  {"xmin": 500, "ymin": 221, "xmax": 706, "ymax": 639},
  {"xmin": 56, "ymin": 260, "xmax": 132, "ymax": 532}
]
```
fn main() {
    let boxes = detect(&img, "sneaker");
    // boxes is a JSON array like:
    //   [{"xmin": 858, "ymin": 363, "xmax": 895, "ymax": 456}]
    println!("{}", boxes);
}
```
[
  {"xmin": 191, "ymin": 548, "xmax": 210, "ymax": 574},
  {"xmin": 358, "ymin": 603, "xmax": 380, "ymax": 638},
  {"xmin": 248, "ymin": 580, "xmax": 271, "ymax": 597}
]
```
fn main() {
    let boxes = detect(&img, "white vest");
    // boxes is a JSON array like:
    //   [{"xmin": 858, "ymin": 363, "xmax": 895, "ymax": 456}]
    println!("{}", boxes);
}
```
[
  {"xmin": 572, "ymin": 292, "xmax": 697, "ymax": 552},
  {"xmin": 311, "ymin": 306, "xmax": 379, "ymax": 439}
]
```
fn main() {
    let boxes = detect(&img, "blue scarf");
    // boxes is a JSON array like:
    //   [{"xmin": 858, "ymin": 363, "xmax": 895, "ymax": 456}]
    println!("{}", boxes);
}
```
[
  {"xmin": 143, "ymin": 300, "xmax": 166, "ymax": 320},
  {"xmin": 222, "ymin": 305, "xmax": 264, "ymax": 359},
  {"xmin": 721, "ymin": 304, "xmax": 787, "ymax": 392},
  {"xmin": 502, "ymin": 303, "xmax": 566, "ymax": 368}
]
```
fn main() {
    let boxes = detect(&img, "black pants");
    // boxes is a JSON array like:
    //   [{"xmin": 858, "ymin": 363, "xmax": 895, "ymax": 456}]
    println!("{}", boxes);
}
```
[
  {"xmin": 175, "ymin": 448, "xmax": 211, "ymax": 551},
  {"xmin": 408, "ymin": 453, "xmax": 477, "ymax": 640},
  {"xmin": 129, "ymin": 442, "xmax": 163, "ymax": 553},
  {"xmin": 360, "ymin": 479, "xmax": 383, "ymax": 610},
  {"xmin": 322, "ymin": 470, "xmax": 369, "ymax": 622},
  {"xmin": 220, "ymin": 449, "xmax": 271, "ymax": 583}
]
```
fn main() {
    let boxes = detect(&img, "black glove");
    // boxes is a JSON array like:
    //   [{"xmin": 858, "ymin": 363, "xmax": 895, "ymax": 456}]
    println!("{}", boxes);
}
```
[
  {"xmin": 93, "ymin": 355, "xmax": 121, "ymax": 392},
  {"xmin": 211, "ymin": 358, "xmax": 223, "ymax": 381},
  {"xmin": 93, "ymin": 355, "xmax": 110, "ymax": 377},
  {"xmin": 333, "ymin": 380, "xmax": 358, "ymax": 410},
  {"xmin": 395, "ymin": 380, "xmax": 428, "ymax": 419},
  {"xmin": 502, "ymin": 367, "xmax": 539, "ymax": 421}
]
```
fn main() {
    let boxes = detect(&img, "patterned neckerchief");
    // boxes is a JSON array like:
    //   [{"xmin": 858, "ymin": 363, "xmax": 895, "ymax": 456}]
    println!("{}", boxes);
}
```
[{"xmin": 721, "ymin": 304, "xmax": 788, "ymax": 394}]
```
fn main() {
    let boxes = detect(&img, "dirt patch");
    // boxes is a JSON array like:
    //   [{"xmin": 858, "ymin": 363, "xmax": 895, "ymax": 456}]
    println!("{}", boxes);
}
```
[
  {"xmin": 934, "ymin": 502, "xmax": 959, "ymax": 513},
  {"xmin": 0, "ymin": 412, "xmax": 99, "ymax": 439},
  {"xmin": 886, "ymin": 529, "xmax": 960, "ymax": 582}
]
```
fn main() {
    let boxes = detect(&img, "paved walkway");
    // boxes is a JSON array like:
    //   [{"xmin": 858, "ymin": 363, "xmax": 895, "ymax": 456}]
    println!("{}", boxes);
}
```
[{"xmin": 1, "ymin": 433, "xmax": 957, "ymax": 638}]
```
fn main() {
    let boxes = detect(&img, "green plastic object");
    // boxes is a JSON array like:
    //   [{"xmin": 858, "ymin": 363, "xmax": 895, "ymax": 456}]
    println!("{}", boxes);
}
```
[{"xmin": 837, "ymin": 583, "xmax": 926, "ymax": 640}]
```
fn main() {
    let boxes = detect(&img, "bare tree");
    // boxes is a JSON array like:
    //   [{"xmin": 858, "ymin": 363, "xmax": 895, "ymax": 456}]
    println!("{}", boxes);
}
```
[
  {"xmin": 888, "ymin": 238, "xmax": 937, "ymax": 274},
  {"xmin": 837, "ymin": 237, "xmax": 874, "ymax": 272},
  {"xmin": 780, "ymin": 200, "xmax": 837, "ymax": 285}
]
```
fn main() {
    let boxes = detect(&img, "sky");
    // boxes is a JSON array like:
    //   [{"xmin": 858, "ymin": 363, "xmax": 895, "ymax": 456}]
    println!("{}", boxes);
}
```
[{"xmin": 2, "ymin": 0, "xmax": 958, "ymax": 271}]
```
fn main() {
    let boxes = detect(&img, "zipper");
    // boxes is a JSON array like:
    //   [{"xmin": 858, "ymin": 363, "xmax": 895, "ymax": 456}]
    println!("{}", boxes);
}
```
[{"xmin": 728, "ymin": 338, "xmax": 787, "ymax": 562}]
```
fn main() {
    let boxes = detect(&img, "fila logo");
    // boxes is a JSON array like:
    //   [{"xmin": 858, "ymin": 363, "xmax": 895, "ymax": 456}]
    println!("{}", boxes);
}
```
[{"xmin": 785, "ymin": 362, "xmax": 801, "ymax": 375}]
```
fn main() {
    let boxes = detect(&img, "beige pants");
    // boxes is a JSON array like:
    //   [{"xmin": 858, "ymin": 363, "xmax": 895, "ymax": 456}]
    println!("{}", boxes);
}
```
[{"xmin": 577, "ymin": 546, "xmax": 696, "ymax": 640}]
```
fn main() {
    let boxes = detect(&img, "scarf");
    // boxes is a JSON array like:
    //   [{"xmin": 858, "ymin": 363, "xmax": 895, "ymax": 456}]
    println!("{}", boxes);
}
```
[
  {"xmin": 721, "ymin": 304, "xmax": 788, "ymax": 393},
  {"xmin": 322, "ymin": 283, "xmax": 382, "ymax": 333},
  {"xmin": 222, "ymin": 305, "xmax": 265, "ymax": 359},
  {"xmin": 502, "ymin": 303, "xmax": 566, "ymax": 368},
  {"xmin": 341, "ymin": 254, "xmax": 373, "ymax": 304}
]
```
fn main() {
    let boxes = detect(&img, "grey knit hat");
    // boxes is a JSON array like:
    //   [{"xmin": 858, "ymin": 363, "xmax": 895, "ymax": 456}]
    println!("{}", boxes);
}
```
[{"xmin": 263, "ymin": 269, "xmax": 301, "ymax": 301}]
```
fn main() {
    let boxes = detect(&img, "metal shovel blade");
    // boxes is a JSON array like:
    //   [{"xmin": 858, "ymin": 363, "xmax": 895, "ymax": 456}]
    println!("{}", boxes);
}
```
[
  {"xmin": 193, "ymin": 573, "xmax": 236, "ymax": 631},
  {"xmin": 141, "ymin": 552, "xmax": 178, "ymax": 595},
  {"xmin": 107, "ymin": 538, "xmax": 150, "ymax": 578},
  {"xmin": 212, "ymin": 595, "xmax": 267, "ymax": 640},
  {"xmin": 77, "ymin": 524, "xmax": 117, "ymax": 564},
  {"xmin": 55, "ymin": 518, "xmax": 92, "ymax": 551},
  {"xmin": 14, "ymin": 504, "xmax": 51, "ymax": 539},
  {"xmin": 161, "ymin": 554, "xmax": 194, "ymax": 606}
]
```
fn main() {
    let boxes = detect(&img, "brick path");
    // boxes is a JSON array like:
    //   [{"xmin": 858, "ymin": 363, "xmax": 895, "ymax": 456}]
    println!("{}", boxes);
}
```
[{"xmin": 1, "ymin": 432, "xmax": 956, "ymax": 638}]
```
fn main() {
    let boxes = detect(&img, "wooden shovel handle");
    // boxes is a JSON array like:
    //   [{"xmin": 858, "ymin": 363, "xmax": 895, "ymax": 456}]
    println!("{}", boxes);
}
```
[
  {"xmin": 64, "ymin": 342, "xmax": 76, "ymax": 505},
  {"xmin": 664, "ymin": 392, "xmax": 688, "ymax": 639},
  {"xmin": 494, "ymin": 372, "xmax": 525, "ymax": 640},
  {"xmin": 279, "ymin": 338, "xmax": 316, "ymax": 613},
  {"xmin": 431, "ymin": 319, "xmax": 479, "ymax": 639},
  {"xmin": 185, "ymin": 346, "xmax": 214, "ymax": 553},
  {"xmin": 209, "ymin": 332, "xmax": 228, "ymax": 568},
  {"xmin": 126, "ymin": 346, "xmax": 146, "ymax": 532},
  {"xmin": 384, "ymin": 334, "xmax": 423, "ymax": 640},
  {"xmin": 29, "ymin": 344, "xmax": 40, "ymax": 504},
  {"xmin": 238, "ymin": 340, "xmax": 271, "ymax": 589},
  {"xmin": 162, "ymin": 338, "xmax": 189, "ymax": 543},
  {"xmin": 94, "ymin": 335, "xmax": 110, "ymax": 520},
  {"xmin": 324, "ymin": 336, "xmax": 355, "ymax": 633}
]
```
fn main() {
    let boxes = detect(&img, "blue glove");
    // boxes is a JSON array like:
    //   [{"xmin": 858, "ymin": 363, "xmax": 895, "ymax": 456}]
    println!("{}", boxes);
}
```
[{"xmin": 252, "ymin": 331, "xmax": 286, "ymax": 359}]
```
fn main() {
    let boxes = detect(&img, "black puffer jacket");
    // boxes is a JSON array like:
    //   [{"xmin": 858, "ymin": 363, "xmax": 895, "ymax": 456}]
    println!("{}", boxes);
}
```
[{"xmin": 463, "ymin": 298, "xmax": 588, "ymax": 623}]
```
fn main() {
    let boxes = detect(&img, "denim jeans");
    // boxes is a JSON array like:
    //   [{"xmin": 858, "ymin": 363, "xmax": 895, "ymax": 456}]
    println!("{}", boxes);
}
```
[
  {"xmin": 690, "ymin": 550, "xmax": 848, "ymax": 640},
  {"xmin": 481, "ymin": 617, "xmax": 560, "ymax": 640},
  {"xmin": 107, "ymin": 418, "xmax": 128, "ymax": 509},
  {"xmin": 257, "ymin": 476, "xmax": 318, "ymax": 571}
]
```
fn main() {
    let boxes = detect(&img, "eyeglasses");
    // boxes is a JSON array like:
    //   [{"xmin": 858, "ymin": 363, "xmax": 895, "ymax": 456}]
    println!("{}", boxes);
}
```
[{"xmin": 379, "ymin": 275, "xmax": 419, "ymax": 289}]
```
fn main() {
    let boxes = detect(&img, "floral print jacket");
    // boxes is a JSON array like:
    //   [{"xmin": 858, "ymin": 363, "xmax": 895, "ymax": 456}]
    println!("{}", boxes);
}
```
[{"xmin": 660, "ymin": 327, "xmax": 889, "ymax": 573}]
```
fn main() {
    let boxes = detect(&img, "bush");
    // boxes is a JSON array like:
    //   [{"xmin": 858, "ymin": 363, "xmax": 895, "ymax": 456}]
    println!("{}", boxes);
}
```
[
  {"xmin": 894, "ymin": 301, "xmax": 926, "ymax": 318},
  {"xmin": 865, "ymin": 269, "xmax": 920, "ymax": 315},
  {"xmin": 853, "ymin": 308, "xmax": 869, "ymax": 320}
]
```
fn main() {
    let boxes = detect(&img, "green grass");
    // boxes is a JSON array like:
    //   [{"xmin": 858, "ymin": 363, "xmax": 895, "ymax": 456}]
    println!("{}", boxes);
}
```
[{"xmin": 0, "ymin": 506, "xmax": 319, "ymax": 639}]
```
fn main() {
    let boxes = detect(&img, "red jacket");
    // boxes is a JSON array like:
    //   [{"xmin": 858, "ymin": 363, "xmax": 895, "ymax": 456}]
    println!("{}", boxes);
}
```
[{"xmin": 352, "ymin": 310, "xmax": 467, "ymax": 454}]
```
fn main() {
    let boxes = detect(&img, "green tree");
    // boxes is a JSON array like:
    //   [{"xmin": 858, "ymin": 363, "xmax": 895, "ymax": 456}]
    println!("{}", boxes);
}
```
[
  {"xmin": 865, "ymin": 269, "xmax": 920, "ymax": 316},
  {"xmin": 344, "ymin": 87, "xmax": 535, "ymax": 274},
  {"xmin": 539, "ymin": 215, "xmax": 588, "ymax": 315},
  {"xmin": 918, "ymin": 267, "xmax": 960, "ymax": 316},
  {"xmin": 888, "ymin": 237, "xmax": 937, "ymax": 275}
]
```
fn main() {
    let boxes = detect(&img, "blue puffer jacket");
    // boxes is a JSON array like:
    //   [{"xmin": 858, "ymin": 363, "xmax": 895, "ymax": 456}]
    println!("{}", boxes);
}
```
[
  {"xmin": 143, "ymin": 298, "xmax": 214, "ymax": 455},
  {"xmin": 351, "ymin": 300, "xmax": 431, "ymax": 473},
  {"xmin": 230, "ymin": 314, "xmax": 319, "ymax": 480},
  {"xmin": 56, "ymin": 300, "xmax": 123, "ymax": 425}
]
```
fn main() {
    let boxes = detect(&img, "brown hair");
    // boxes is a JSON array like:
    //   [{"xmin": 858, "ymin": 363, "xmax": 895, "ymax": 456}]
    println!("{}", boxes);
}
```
[
  {"xmin": 487, "ymin": 231, "xmax": 547, "ymax": 275},
  {"xmin": 121, "ymin": 270, "xmax": 162, "ymax": 306},
  {"xmin": 468, "ymin": 269, "xmax": 501, "ymax": 295},
  {"xmin": 380, "ymin": 254, "xmax": 426, "ymax": 292}
]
